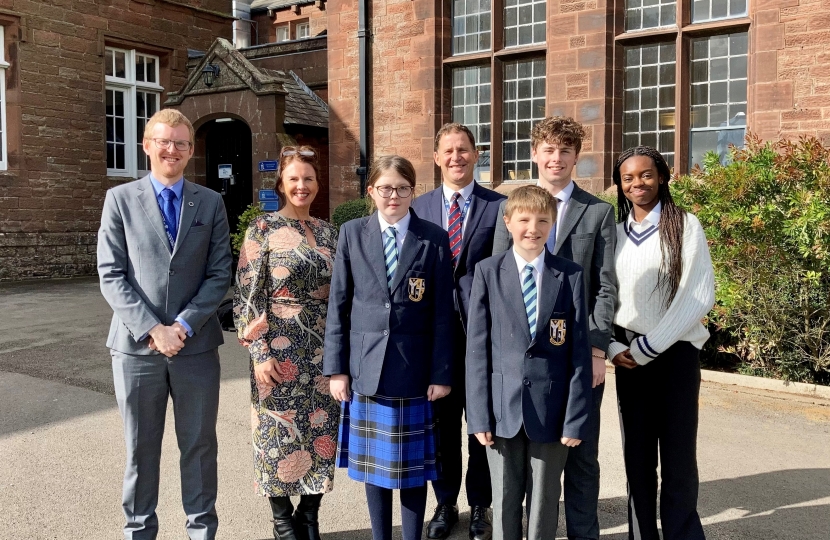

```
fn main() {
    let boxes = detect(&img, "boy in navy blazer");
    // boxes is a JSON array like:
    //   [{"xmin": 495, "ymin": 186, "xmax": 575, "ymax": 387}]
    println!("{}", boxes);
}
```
[{"xmin": 465, "ymin": 186, "xmax": 592, "ymax": 540}]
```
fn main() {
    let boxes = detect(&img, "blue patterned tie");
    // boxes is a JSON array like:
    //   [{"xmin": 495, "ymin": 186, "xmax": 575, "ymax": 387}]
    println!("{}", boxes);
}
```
[
  {"xmin": 384, "ymin": 227, "xmax": 398, "ymax": 292},
  {"xmin": 523, "ymin": 264, "xmax": 537, "ymax": 340},
  {"xmin": 160, "ymin": 188, "xmax": 178, "ymax": 247}
]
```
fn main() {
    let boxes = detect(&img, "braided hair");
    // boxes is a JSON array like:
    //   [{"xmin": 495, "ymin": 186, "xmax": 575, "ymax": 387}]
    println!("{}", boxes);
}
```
[{"xmin": 612, "ymin": 146, "xmax": 686, "ymax": 308}]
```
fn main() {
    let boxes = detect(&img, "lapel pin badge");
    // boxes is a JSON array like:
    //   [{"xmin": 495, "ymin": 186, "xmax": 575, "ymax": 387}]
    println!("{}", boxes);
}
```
[{"xmin": 188, "ymin": 202, "xmax": 194, "ymax": 206}]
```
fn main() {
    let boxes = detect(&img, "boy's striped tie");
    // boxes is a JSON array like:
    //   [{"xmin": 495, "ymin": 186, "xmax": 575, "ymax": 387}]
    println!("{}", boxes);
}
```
[
  {"xmin": 384, "ymin": 227, "xmax": 398, "ymax": 292},
  {"xmin": 523, "ymin": 264, "xmax": 537, "ymax": 340}
]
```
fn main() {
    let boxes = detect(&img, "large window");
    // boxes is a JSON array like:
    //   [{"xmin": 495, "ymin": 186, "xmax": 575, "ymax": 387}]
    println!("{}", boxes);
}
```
[
  {"xmin": 452, "ymin": 65, "xmax": 492, "ymax": 182},
  {"xmin": 503, "ymin": 58, "xmax": 545, "ymax": 180},
  {"xmin": 447, "ymin": 0, "xmax": 547, "ymax": 185},
  {"xmin": 0, "ymin": 26, "xmax": 8, "ymax": 171},
  {"xmin": 105, "ymin": 47, "xmax": 162, "ymax": 177},
  {"xmin": 617, "ymin": 0, "xmax": 748, "ymax": 172}
]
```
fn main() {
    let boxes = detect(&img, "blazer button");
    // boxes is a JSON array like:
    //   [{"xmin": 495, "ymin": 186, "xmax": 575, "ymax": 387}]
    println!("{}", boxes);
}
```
[
  {"xmin": 169, "ymin": 270, "xmax": 175, "ymax": 276},
  {"xmin": 384, "ymin": 302, "xmax": 390, "ymax": 309},
  {"xmin": 523, "ymin": 378, "xmax": 531, "ymax": 387},
  {"xmin": 526, "ymin": 352, "xmax": 532, "ymax": 358},
  {"xmin": 383, "ymin": 330, "xmax": 389, "ymax": 336}
]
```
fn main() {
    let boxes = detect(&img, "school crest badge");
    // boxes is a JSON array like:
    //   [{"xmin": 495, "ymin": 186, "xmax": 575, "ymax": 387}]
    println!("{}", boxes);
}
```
[
  {"xmin": 549, "ymin": 319, "xmax": 566, "ymax": 346},
  {"xmin": 408, "ymin": 278, "xmax": 426, "ymax": 302}
]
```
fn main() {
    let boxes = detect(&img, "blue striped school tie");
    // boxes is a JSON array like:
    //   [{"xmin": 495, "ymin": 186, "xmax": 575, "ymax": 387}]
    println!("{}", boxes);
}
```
[
  {"xmin": 384, "ymin": 227, "xmax": 398, "ymax": 292},
  {"xmin": 522, "ymin": 264, "xmax": 537, "ymax": 340}
]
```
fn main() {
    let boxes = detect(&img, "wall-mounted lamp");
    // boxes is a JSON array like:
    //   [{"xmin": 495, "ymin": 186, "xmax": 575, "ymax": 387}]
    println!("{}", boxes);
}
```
[{"xmin": 202, "ymin": 63, "xmax": 220, "ymax": 88}]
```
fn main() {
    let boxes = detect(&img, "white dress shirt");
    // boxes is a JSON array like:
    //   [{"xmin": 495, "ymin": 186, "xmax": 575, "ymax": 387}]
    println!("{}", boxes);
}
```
[
  {"xmin": 378, "ymin": 211, "xmax": 411, "ymax": 254},
  {"xmin": 441, "ymin": 180, "xmax": 476, "ymax": 234},
  {"xmin": 627, "ymin": 201, "xmax": 662, "ymax": 229}
]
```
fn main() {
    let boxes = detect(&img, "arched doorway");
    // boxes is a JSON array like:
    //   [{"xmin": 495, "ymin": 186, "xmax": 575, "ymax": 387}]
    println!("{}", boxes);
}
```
[{"xmin": 200, "ymin": 118, "xmax": 253, "ymax": 233}]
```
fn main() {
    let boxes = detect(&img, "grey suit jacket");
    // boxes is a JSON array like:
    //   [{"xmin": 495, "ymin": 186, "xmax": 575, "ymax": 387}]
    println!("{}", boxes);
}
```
[
  {"xmin": 97, "ymin": 175, "xmax": 232, "ymax": 356},
  {"xmin": 492, "ymin": 184, "xmax": 617, "ymax": 351}
]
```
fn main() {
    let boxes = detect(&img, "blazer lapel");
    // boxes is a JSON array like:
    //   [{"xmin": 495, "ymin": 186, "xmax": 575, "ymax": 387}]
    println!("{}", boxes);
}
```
[
  {"xmin": 172, "ymin": 180, "xmax": 202, "ymax": 256},
  {"xmin": 362, "ymin": 215, "xmax": 392, "ymax": 295},
  {"xmin": 531, "ymin": 251, "xmax": 563, "ymax": 346},
  {"xmin": 136, "ymin": 176, "xmax": 172, "ymax": 250},
  {"xmin": 456, "ymin": 183, "xmax": 487, "ymax": 267},
  {"xmin": 390, "ymin": 212, "xmax": 426, "ymax": 294},
  {"xmin": 554, "ymin": 185, "xmax": 588, "ymax": 254},
  {"xmin": 500, "ymin": 255, "xmax": 533, "ymax": 344}
]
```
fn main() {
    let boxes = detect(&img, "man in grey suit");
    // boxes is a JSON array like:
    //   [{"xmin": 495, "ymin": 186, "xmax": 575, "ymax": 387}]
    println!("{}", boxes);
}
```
[
  {"xmin": 97, "ymin": 109, "xmax": 232, "ymax": 540},
  {"xmin": 492, "ymin": 117, "xmax": 616, "ymax": 540}
]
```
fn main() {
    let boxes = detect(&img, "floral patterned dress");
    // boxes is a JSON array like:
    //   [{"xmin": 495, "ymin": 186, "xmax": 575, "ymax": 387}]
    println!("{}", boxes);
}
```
[{"xmin": 234, "ymin": 214, "xmax": 340, "ymax": 497}]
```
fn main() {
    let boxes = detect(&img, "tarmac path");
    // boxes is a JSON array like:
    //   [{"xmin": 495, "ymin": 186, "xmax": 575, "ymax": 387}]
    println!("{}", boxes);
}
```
[{"xmin": 1, "ymin": 277, "xmax": 829, "ymax": 539}]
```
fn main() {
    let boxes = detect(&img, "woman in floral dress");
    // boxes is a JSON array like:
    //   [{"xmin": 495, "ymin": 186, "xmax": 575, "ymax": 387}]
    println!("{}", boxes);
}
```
[{"xmin": 234, "ymin": 146, "xmax": 339, "ymax": 540}]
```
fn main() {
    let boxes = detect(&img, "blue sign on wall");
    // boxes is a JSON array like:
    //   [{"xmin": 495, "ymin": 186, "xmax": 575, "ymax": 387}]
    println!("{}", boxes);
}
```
[
  {"xmin": 258, "ymin": 160, "xmax": 278, "ymax": 172},
  {"xmin": 259, "ymin": 189, "xmax": 278, "ymax": 201},
  {"xmin": 259, "ymin": 201, "xmax": 279, "ymax": 212}
]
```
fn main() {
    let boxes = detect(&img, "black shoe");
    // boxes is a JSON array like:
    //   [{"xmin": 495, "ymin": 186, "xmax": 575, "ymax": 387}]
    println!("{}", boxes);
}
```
[
  {"xmin": 427, "ymin": 504, "xmax": 459, "ymax": 539},
  {"xmin": 272, "ymin": 518, "xmax": 299, "ymax": 540},
  {"xmin": 468, "ymin": 506, "xmax": 492, "ymax": 540},
  {"xmin": 269, "ymin": 497, "xmax": 299, "ymax": 540}
]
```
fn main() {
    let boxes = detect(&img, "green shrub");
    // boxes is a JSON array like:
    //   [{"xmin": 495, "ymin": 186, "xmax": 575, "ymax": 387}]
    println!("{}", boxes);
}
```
[
  {"xmin": 672, "ymin": 135, "xmax": 830, "ymax": 384},
  {"xmin": 332, "ymin": 198, "xmax": 370, "ymax": 230},
  {"xmin": 230, "ymin": 203, "xmax": 265, "ymax": 256}
]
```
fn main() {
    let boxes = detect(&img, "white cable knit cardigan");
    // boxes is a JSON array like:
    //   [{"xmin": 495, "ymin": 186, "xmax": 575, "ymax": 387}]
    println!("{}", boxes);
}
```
[{"xmin": 607, "ymin": 210, "xmax": 715, "ymax": 366}]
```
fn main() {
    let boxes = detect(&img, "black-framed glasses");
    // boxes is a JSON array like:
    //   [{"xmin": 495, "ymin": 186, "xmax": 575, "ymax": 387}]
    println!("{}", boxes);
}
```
[
  {"xmin": 282, "ymin": 148, "xmax": 315, "ymax": 157},
  {"xmin": 151, "ymin": 138, "xmax": 192, "ymax": 151},
  {"xmin": 375, "ymin": 185, "xmax": 413, "ymax": 198}
]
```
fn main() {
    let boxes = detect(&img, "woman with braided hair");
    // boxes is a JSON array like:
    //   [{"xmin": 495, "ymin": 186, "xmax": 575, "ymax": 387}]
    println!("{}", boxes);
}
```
[{"xmin": 608, "ymin": 146, "xmax": 715, "ymax": 540}]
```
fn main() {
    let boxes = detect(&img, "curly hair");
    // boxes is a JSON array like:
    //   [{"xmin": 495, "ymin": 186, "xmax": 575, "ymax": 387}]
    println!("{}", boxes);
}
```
[
  {"xmin": 531, "ymin": 116, "xmax": 586, "ymax": 154},
  {"xmin": 612, "ymin": 146, "xmax": 686, "ymax": 308}
]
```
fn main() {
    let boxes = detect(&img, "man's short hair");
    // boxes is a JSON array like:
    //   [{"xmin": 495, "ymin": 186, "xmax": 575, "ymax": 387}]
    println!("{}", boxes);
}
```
[
  {"xmin": 504, "ymin": 185, "xmax": 557, "ymax": 221},
  {"xmin": 531, "ymin": 116, "xmax": 585, "ymax": 155},
  {"xmin": 434, "ymin": 122, "xmax": 477, "ymax": 151},
  {"xmin": 144, "ymin": 109, "xmax": 195, "ymax": 145}
]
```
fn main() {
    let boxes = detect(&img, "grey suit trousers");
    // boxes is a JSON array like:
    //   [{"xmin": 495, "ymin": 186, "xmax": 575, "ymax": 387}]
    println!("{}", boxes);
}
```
[
  {"xmin": 112, "ymin": 349, "xmax": 221, "ymax": 540},
  {"xmin": 486, "ymin": 431, "xmax": 569, "ymax": 540}
]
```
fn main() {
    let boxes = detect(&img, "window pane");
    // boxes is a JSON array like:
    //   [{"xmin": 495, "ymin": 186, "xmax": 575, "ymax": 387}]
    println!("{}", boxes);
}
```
[
  {"xmin": 503, "ymin": 57, "xmax": 544, "ymax": 181},
  {"xmin": 115, "ymin": 51, "xmax": 126, "ymax": 79},
  {"xmin": 453, "ymin": 0, "xmax": 491, "ymax": 54},
  {"xmin": 693, "ymin": 0, "xmax": 745, "ymax": 23},
  {"xmin": 622, "ymin": 42, "xmax": 676, "ymax": 164},
  {"xmin": 625, "ymin": 0, "xmax": 676, "ymax": 31},
  {"xmin": 504, "ymin": 0, "xmax": 544, "ymax": 47},
  {"xmin": 451, "ymin": 64, "xmax": 491, "ymax": 182},
  {"xmin": 146, "ymin": 56, "xmax": 157, "ymax": 83},
  {"xmin": 136, "ymin": 55, "xmax": 145, "ymax": 82},
  {"xmin": 105, "ymin": 49, "xmax": 114, "ymax": 77}
]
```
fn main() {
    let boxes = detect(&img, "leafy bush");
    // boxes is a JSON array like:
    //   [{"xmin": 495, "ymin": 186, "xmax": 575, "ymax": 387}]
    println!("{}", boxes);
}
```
[
  {"xmin": 332, "ymin": 198, "xmax": 370, "ymax": 230},
  {"xmin": 230, "ymin": 203, "xmax": 265, "ymax": 256},
  {"xmin": 672, "ymin": 135, "xmax": 830, "ymax": 384}
]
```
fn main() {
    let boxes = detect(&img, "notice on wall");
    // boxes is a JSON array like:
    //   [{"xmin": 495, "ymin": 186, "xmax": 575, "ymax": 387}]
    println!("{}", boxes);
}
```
[{"xmin": 218, "ymin": 164, "xmax": 233, "ymax": 179}]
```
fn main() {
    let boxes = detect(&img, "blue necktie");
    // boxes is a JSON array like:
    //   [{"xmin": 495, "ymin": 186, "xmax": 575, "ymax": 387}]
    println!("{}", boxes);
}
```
[
  {"xmin": 160, "ymin": 188, "xmax": 178, "ymax": 247},
  {"xmin": 384, "ymin": 227, "xmax": 398, "ymax": 292},
  {"xmin": 523, "ymin": 264, "xmax": 537, "ymax": 340}
]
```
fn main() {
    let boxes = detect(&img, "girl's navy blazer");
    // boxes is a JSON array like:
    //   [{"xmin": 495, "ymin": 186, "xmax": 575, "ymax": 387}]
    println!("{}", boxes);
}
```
[{"xmin": 323, "ymin": 210, "xmax": 456, "ymax": 398}]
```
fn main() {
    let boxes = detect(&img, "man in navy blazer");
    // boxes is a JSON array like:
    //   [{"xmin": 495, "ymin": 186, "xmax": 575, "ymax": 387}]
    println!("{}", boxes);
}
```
[
  {"xmin": 411, "ymin": 123, "xmax": 506, "ymax": 540},
  {"xmin": 466, "ymin": 186, "xmax": 592, "ymax": 540}
]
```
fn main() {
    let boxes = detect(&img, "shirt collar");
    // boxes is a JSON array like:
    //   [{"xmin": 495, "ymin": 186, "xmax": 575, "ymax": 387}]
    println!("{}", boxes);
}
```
[
  {"xmin": 378, "ymin": 211, "xmax": 412, "ymax": 238},
  {"xmin": 536, "ymin": 179, "xmax": 575, "ymax": 203},
  {"xmin": 627, "ymin": 201, "xmax": 662, "ymax": 227},
  {"xmin": 512, "ymin": 248, "xmax": 546, "ymax": 277},
  {"xmin": 149, "ymin": 174, "xmax": 184, "ymax": 200},
  {"xmin": 442, "ymin": 180, "xmax": 475, "ymax": 203}
]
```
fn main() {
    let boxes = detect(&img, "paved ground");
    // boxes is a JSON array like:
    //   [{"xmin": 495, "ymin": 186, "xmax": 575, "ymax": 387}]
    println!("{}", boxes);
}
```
[{"xmin": 1, "ymin": 277, "xmax": 829, "ymax": 540}]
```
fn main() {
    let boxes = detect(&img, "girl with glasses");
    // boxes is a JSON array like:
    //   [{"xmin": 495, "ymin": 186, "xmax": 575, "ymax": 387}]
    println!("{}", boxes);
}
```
[{"xmin": 323, "ymin": 155, "xmax": 455, "ymax": 540}]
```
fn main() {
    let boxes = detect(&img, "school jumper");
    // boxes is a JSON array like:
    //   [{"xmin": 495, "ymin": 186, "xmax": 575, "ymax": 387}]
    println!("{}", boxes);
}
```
[{"xmin": 608, "ymin": 202, "xmax": 714, "ymax": 540}]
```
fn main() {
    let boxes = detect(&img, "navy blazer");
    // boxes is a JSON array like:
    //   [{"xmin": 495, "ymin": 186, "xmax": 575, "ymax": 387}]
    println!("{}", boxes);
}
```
[
  {"xmin": 411, "ymin": 183, "xmax": 506, "ymax": 334},
  {"xmin": 323, "ymin": 210, "xmax": 455, "ymax": 398},
  {"xmin": 465, "ymin": 250, "xmax": 593, "ymax": 443}
]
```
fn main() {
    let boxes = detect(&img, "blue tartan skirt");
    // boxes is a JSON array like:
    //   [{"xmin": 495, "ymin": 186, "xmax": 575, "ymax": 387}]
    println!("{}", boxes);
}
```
[{"xmin": 337, "ymin": 392, "xmax": 439, "ymax": 489}]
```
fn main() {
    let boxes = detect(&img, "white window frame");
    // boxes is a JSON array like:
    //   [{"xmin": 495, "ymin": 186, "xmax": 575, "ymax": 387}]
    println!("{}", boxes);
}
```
[
  {"xmin": 0, "ymin": 26, "xmax": 9, "ymax": 171},
  {"xmin": 296, "ymin": 21, "xmax": 310, "ymax": 39},
  {"xmin": 276, "ymin": 25, "xmax": 290, "ymax": 42},
  {"xmin": 105, "ymin": 47, "xmax": 163, "ymax": 178}
]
